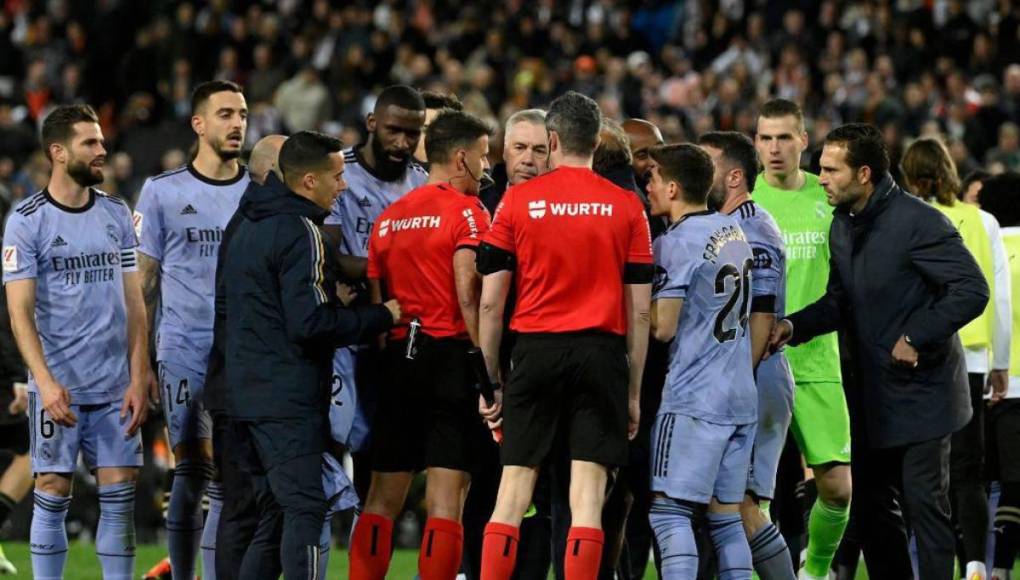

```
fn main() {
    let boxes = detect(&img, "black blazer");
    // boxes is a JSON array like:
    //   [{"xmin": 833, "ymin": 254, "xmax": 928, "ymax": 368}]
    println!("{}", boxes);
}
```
[{"xmin": 788, "ymin": 175, "xmax": 988, "ymax": 448}]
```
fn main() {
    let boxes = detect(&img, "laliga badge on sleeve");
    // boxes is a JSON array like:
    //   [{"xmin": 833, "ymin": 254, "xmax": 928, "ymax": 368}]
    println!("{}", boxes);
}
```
[{"xmin": 2, "ymin": 246, "xmax": 17, "ymax": 273}]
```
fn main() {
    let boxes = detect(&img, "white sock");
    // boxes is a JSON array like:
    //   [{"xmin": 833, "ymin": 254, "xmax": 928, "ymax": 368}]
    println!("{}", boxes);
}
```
[
  {"xmin": 990, "ymin": 567, "xmax": 1009, "ymax": 580},
  {"xmin": 965, "ymin": 561, "xmax": 987, "ymax": 580}
]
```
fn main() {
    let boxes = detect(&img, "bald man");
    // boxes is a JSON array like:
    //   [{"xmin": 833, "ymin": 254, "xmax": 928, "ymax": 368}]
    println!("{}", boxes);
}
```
[
  {"xmin": 248, "ymin": 134, "xmax": 287, "ymax": 184},
  {"xmin": 622, "ymin": 119, "xmax": 664, "ymax": 185}
]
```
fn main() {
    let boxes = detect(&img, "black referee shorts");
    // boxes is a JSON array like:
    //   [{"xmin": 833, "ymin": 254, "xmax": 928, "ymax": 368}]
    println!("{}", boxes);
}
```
[
  {"xmin": 502, "ymin": 332, "xmax": 629, "ymax": 468},
  {"xmin": 371, "ymin": 338, "xmax": 490, "ymax": 473}
]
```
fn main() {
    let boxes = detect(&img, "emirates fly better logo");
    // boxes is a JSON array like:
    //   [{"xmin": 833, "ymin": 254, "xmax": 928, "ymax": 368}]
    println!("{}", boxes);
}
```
[{"xmin": 528, "ymin": 200, "xmax": 546, "ymax": 219}]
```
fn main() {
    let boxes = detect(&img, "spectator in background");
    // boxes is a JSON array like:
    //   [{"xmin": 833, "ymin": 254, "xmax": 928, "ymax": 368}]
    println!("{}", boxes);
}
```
[
  {"xmin": 961, "ymin": 170, "xmax": 991, "ymax": 205},
  {"xmin": 985, "ymin": 123, "xmax": 1020, "ymax": 172},
  {"xmin": 274, "ymin": 66, "xmax": 330, "ymax": 132},
  {"xmin": 0, "ymin": 100, "xmax": 38, "ymax": 167},
  {"xmin": 247, "ymin": 43, "xmax": 286, "ymax": 106}
]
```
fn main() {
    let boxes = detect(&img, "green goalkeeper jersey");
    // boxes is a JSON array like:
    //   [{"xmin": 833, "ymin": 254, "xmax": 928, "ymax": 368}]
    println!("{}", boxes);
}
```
[{"xmin": 753, "ymin": 171, "xmax": 842, "ymax": 384}]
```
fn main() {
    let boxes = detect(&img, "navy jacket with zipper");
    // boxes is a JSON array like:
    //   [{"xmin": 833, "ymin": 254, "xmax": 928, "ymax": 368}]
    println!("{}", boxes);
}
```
[
  {"xmin": 788, "ymin": 174, "xmax": 988, "ymax": 448},
  {"xmin": 221, "ymin": 173, "xmax": 393, "ymax": 420}
]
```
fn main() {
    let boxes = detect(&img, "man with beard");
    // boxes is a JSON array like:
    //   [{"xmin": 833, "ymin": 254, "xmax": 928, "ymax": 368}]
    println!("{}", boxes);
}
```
[
  {"xmin": 134, "ymin": 80, "xmax": 250, "ymax": 580},
  {"xmin": 700, "ymin": 131, "xmax": 797, "ymax": 579},
  {"xmin": 321, "ymin": 85, "xmax": 426, "ymax": 500},
  {"xmin": 768, "ymin": 123, "xmax": 987, "ymax": 580},
  {"xmin": 4, "ymin": 104, "xmax": 152, "ymax": 579}
]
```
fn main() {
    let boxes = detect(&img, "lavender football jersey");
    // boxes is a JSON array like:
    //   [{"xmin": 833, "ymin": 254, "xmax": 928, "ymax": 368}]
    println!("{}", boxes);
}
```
[
  {"xmin": 325, "ymin": 147, "xmax": 427, "ymax": 257},
  {"xmin": 653, "ymin": 211, "xmax": 757, "ymax": 425},
  {"xmin": 3, "ymin": 189, "xmax": 138, "ymax": 404},
  {"xmin": 134, "ymin": 165, "xmax": 249, "ymax": 371}
]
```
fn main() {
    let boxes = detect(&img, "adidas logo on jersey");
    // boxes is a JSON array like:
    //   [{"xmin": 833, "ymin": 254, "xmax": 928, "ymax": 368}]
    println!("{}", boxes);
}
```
[
  {"xmin": 180, "ymin": 205, "xmax": 198, "ymax": 215},
  {"xmin": 50, "ymin": 235, "xmax": 68, "ymax": 248},
  {"xmin": 357, "ymin": 196, "xmax": 371, "ymax": 208}
]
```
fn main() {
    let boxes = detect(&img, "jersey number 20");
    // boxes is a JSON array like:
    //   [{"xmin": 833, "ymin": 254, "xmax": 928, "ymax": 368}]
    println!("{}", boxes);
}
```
[{"xmin": 713, "ymin": 259, "xmax": 752, "ymax": 343}]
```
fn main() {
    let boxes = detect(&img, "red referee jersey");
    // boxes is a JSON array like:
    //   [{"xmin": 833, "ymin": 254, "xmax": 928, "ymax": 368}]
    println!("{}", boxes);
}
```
[
  {"xmin": 484, "ymin": 165, "xmax": 653, "ymax": 335},
  {"xmin": 368, "ymin": 182, "xmax": 491, "ymax": 340}
]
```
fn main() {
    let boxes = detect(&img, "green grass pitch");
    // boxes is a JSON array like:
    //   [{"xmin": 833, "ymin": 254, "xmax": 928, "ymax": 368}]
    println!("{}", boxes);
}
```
[{"xmin": 6, "ymin": 541, "xmax": 1020, "ymax": 578}]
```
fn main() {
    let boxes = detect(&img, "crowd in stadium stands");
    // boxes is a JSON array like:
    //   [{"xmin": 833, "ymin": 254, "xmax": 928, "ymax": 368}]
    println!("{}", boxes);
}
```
[{"xmin": 0, "ymin": 0, "xmax": 1019, "ymax": 210}]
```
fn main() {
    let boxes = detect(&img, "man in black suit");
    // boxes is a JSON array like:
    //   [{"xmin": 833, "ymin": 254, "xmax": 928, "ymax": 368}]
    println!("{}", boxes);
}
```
[{"xmin": 769, "ymin": 123, "xmax": 989, "ymax": 580}]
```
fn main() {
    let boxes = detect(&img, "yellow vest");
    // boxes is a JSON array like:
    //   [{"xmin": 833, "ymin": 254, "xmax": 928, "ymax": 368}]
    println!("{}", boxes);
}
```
[
  {"xmin": 934, "ymin": 201, "xmax": 994, "ymax": 350},
  {"xmin": 1002, "ymin": 229, "xmax": 1020, "ymax": 378}
]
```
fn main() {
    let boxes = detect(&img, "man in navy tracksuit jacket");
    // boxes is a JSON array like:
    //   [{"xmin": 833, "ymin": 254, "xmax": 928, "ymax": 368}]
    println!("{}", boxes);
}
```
[{"xmin": 221, "ymin": 132, "xmax": 397, "ymax": 579}]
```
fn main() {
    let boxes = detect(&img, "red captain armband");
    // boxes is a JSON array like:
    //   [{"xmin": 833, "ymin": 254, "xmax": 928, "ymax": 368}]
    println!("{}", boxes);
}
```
[
  {"xmin": 623, "ymin": 262, "xmax": 654, "ymax": 284},
  {"xmin": 476, "ymin": 242, "xmax": 516, "ymax": 275}
]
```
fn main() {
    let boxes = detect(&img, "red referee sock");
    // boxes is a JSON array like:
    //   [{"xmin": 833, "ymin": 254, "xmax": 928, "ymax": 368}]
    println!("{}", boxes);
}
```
[
  {"xmin": 564, "ymin": 526, "xmax": 604, "ymax": 580},
  {"xmin": 480, "ymin": 522, "xmax": 520, "ymax": 580},
  {"xmin": 349, "ymin": 512, "xmax": 393, "ymax": 580},
  {"xmin": 418, "ymin": 516, "xmax": 464, "ymax": 580}
]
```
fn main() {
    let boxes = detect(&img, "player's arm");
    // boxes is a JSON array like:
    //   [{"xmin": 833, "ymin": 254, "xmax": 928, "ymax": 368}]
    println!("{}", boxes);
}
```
[
  {"xmin": 987, "ymin": 217, "xmax": 1011, "ymax": 402},
  {"xmin": 650, "ymin": 298, "xmax": 682, "ymax": 342},
  {"xmin": 137, "ymin": 253, "xmax": 161, "ymax": 349},
  {"xmin": 6, "ymin": 279, "xmax": 76, "ymax": 426},
  {"xmin": 368, "ymin": 278, "xmax": 388, "ymax": 350},
  {"xmin": 625, "ymin": 281, "xmax": 651, "ymax": 439},
  {"xmin": 749, "ymin": 310, "xmax": 776, "ymax": 368},
  {"xmin": 121, "ymin": 270, "xmax": 152, "ymax": 436},
  {"xmin": 454, "ymin": 248, "xmax": 482, "ymax": 346},
  {"xmin": 478, "ymin": 269, "xmax": 510, "ymax": 381},
  {"xmin": 476, "ymin": 269, "xmax": 510, "ymax": 429}
]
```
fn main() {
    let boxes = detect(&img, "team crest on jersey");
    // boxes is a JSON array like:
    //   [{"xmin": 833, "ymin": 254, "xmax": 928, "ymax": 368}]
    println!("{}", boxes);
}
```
[
  {"xmin": 528, "ymin": 200, "xmax": 547, "ymax": 219},
  {"xmin": 106, "ymin": 224, "xmax": 120, "ymax": 244},
  {"xmin": 132, "ymin": 211, "xmax": 144, "ymax": 238},
  {"xmin": 378, "ymin": 219, "xmax": 390, "ymax": 237},
  {"xmin": 2, "ymin": 246, "xmax": 17, "ymax": 272}
]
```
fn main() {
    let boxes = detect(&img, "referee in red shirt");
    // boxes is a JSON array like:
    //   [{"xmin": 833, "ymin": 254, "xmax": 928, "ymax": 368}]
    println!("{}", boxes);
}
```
[
  {"xmin": 348, "ymin": 110, "xmax": 495, "ymax": 580},
  {"xmin": 476, "ymin": 91, "xmax": 654, "ymax": 580}
]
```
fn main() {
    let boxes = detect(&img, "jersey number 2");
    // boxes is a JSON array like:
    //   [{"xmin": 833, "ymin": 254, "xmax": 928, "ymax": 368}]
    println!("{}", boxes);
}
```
[{"xmin": 713, "ymin": 259, "xmax": 752, "ymax": 343}]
